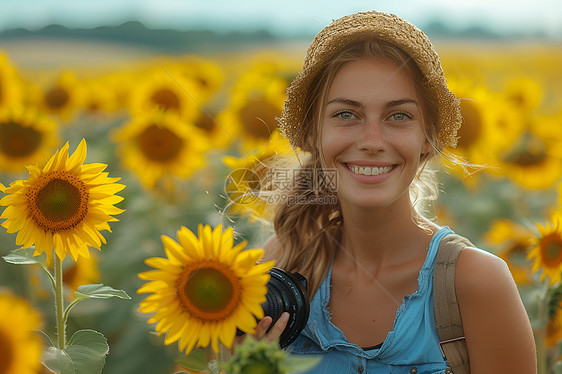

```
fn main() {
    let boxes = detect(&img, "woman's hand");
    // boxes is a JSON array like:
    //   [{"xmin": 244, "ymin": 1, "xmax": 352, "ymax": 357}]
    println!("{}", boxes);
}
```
[{"xmin": 234, "ymin": 312, "xmax": 290, "ymax": 347}]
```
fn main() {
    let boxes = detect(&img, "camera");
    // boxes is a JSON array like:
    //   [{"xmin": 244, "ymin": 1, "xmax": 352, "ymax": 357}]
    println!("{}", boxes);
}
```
[{"xmin": 237, "ymin": 267, "xmax": 310, "ymax": 348}]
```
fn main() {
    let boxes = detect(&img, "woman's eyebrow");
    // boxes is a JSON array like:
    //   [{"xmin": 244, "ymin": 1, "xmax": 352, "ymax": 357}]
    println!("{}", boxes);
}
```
[
  {"xmin": 386, "ymin": 98, "xmax": 418, "ymax": 108},
  {"xmin": 326, "ymin": 98, "xmax": 418, "ymax": 108},
  {"xmin": 326, "ymin": 98, "xmax": 364, "ymax": 108}
]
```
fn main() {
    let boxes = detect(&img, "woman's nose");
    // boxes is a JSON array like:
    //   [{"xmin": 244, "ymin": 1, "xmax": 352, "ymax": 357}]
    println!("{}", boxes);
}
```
[{"xmin": 357, "ymin": 119, "xmax": 385, "ymax": 153}]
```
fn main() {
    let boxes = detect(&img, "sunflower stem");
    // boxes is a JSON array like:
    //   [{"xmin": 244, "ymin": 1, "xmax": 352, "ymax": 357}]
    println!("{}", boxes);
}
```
[{"xmin": 54, "ymin": 251, "xmax": 66, "ymax": 350}]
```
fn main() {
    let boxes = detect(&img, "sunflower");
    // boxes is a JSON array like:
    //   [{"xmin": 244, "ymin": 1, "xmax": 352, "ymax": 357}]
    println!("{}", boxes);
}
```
[
  {"xmin": 161, "ymin": 55, "xmax": 224, "ymax": 104},
  {"xmin": 443, "ymin": 77, "xmax": 524, "ymax": 185},
  {"xmin": 496, "ymin": 115, "xmax": 562, "ymax": 190},
  {"xmin": 0, "ymin": 107, "xmax": 60, "ymax": 173},
  {"xmin": 129, "ymin": 66, "xmax": 202, "ymax": 121},
  {"xmin": 218, "ymin": 63, "xmax": 289, "ymax": 150},
  {"xmin": 484, "ymin": 219, "xmax": 534, "ymax": 285},
  {"xmin": 223, "ymin": 130, "xmax": 293, "ymax": 222},
  {"xmin": 138, "ymin": 224, "xmax": 274, "ymax": 353},
  {"xmin": 112, "ymin": 111, "xmax": 209, "ymax": 188},
  {"xmin": 0, "ymin": 52, "xmax": 24, "ymax": 110},
  {"xmin": 0, "ymin": 139, "xmax": 125, "ymax": 261},
  {"xmin": 0, "ymin": 291, "xmax": 43, "ymax": 374},
  {"xmin": 546, "ymin": 301, "xmax": 562, "ymax": 347},
  {"xmin": 528, "ymin": 213, "xmax": 562, "ymax": 284},
  {"xmin": 502, "ymin": 77, "xmax": 544, "ymax": 114},
  {"xmin": 80, "ymin": 77, "xmax": 119, "ymax": 116},
  {"xmin": 193, "ymin": 109, "xmax": 234, "ymax": 150},
  {"xmin": 37, "ymin": 71, "xmax": 84, "ymax": 122}
]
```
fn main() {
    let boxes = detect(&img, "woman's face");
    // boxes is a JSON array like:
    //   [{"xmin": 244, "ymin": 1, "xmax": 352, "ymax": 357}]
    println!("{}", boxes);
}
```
[{"xmin": 320, "ymin": 57, "xmax": 430, "ymax": 211}]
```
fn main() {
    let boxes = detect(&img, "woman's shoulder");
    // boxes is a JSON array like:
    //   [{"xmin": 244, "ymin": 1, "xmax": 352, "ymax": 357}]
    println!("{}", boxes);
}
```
[
  {"xmin": 455, "ymin": 245, "xmax": 512, "ymax": 294},
  {"xmin": 453, "ymin": 243, "xmax": 537, "ymax": 373}
]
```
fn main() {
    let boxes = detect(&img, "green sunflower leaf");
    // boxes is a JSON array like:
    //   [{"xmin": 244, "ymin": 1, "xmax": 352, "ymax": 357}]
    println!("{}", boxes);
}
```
[
  {"xmin": 64, "ymin": 329, "xmax": 109, "ymax": 374},
  {"xmin": 3, "ymin": 246, "xmax": 47, "ymax": 266},
  {"xmin": 39, "ymin": 329, "xmax": 110, "ymax": 374},
  {"xmin": 41, "ymin": 346, "xmax": 75, "ymax": 374},
  {"xmin": 74, "ymin": 283, "xmax": 131, "ymax": 301},
  {"xmin": 176, "ymin": 348, "xmax": 209, "ymax": 371}
]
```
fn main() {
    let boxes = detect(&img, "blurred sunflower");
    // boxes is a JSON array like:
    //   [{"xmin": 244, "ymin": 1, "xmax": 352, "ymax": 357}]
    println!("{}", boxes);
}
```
[
  {"xmin": 502, "ymin": 77, "xmax": 544, "ymax": 115},
  {"xmin": 528, "ymin": 213, "xmax": 562, "ymax": 285},
  {"xmin": 165, "ymin": 56, "xmax": 224, "ymax": 103},
  {"xmin": 80, "ymin": 77, "xmax": 120, "ymax": 116},
  {"xmin": 0, "ymin": 107, "xmax": 60, "ymax": 173},
  {"xmin": 129, "ymin": 67, "xmax": 202, "ymax": 121},
  {"xmin": 137, "ymin": 224, "xmax": 274, "ymax": 353},
  {"xmin": 37, "ymin": 71, "xmax": 84, "ymax": 122},
  {"xmin": 0, "ymin": 52, "xmax": 23, "ymax": 110},
  {"xmin": 546, "ymin": 301, "xmax": 562, "ymax": 347},
  {"xmin": 484, "ymin": 219, "xmax": 534, "ymax": 285},
  {"xmin": 444, "ymin": 79, "xmax": 523, "ymax": 171},
  {"xmin": 0, "ymin": 139, "xmax": 125, "ymax": 261},
  {"xmin": 496, "ymin": 115, "xmax": 562, "ymax": 190},
  {"xmin": 0, "ymin": 291, "xmax": 43, "ymax": 374},
  {"xmin": 97, "ymin": 70, "xmax": 139, "ymax": 111},
  {"xmin": 193, "ymin": 110, "xmax": 233, "ymax": 150},
  {"xmin": 218, "ymin": 63, "xmax": 288, "ymax": 150},
  {"xmin": 223, "ymin": 131, "xmax": 292, "ymax": 221},
  {"xmin": 112, "ymin": 111, "xmax": 209, "ymax": 188}
]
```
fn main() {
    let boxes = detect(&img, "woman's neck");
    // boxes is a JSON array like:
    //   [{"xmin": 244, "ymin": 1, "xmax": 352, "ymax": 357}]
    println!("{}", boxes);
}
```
[{"xmin": 337, "ymin": 198, "xmax": 437, "ymax": 274}]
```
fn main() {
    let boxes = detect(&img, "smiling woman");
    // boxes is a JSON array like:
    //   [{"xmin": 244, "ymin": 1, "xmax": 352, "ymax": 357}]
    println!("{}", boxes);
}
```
[{"xmin": 240, "ymin": 10, "xmax": 538, "ymax": 374}]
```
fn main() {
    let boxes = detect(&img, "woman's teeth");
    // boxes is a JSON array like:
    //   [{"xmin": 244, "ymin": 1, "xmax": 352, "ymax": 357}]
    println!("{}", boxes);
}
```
[{"xmin": 347, "ymin": 164, "xmax": 392, "ymax": 176}]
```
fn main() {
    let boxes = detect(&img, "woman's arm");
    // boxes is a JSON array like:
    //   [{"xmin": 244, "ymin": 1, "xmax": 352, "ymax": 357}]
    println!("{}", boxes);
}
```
[{"xmin": 455, "ymin": 247, "xmax": 537, "ymax": 373}]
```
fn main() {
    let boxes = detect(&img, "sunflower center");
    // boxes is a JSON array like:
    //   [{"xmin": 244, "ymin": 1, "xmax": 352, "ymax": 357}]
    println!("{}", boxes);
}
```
[
  {"xmin": 45, "ymin": 86, "xmax": 69, "ymax": 109},
  {"xmin": 503, "ymin": 132, "xmax": 547, "ymax": 166},
  {"xmin": 457, "ymin": 100, "xmax": 481, "ymax": 149},
  {"xmin": 151, "ymin": 88, "xmax": 180, "ymax": 111},
  {"xmin": 238, "ymin": 97, "xmax": 279, "ymax": 139},
  {"xmin": 27, "ymin": 170, "xmax": 89, "ymax": 232},
  {"xmin": 136, "ymin": 124, "xmax": 184, "ymax": 162},
  {"xmin": 0, "ymin": 328, "xmax": 14, "ymax": 373},
  {"xmin": 543, "ymin": 239, "xmax": 562, "ymax": 265},
  {"xmin": 507, "ymin": 242, "xmax": 531, "ymax": 266},
  {"xmin": 195, "ymin": 113, "xmax": 217, "ymax": 133},
  {"xmin": 178, "ymin": 262, "xmax": 241, "ymax": 321},
  {"xmin": 0, "ymin": 120, "xmax": 42, "ymax": 158}
]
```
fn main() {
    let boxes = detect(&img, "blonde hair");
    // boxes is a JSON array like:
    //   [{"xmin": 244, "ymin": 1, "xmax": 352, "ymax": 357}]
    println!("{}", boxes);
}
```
[{"xmin": 272, "ymin": 39, "xmax": 443, "ymax": 298}]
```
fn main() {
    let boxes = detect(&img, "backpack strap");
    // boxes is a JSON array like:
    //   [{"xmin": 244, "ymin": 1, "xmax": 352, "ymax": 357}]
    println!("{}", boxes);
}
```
[{"xmin": 433, "ymin": 233, "xmax": 473, "ymax": 374}]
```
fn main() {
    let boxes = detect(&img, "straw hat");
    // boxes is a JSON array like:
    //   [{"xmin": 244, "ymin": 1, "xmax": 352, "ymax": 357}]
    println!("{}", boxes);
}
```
[{"xmin": 278, "ymin": 11, "xmax": 462, "ymax": 151}]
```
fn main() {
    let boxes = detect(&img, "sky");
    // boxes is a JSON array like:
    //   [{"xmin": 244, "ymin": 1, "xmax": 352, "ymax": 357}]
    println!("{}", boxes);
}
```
[{"xmin": 0, "ymin": 0, "xmax": 561, "ymax": 39}]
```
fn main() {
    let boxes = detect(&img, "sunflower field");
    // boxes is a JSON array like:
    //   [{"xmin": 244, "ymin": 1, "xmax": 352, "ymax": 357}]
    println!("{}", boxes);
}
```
[{"xmin": 1, "ymin": 31, "xmax": 562, "ymax": 374}]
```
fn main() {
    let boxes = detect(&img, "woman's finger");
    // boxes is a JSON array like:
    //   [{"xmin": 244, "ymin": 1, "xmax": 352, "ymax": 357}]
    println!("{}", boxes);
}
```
[
  {"xmin": 254, "ymin": 316, "xmax": 273, "ymax": 338},
  {"xmin": 264, "ymin": 312, "xmax": 290, "ymax": 343}
]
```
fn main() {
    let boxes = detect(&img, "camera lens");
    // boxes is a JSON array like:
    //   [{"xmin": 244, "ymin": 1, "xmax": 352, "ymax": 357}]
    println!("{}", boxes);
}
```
[
  {"xmin": 236, "ymin": 267, "xmax": 310, "ymax": 349},
  {"xmin": 262, "ymin": 267, "xmax": 309, "ymax": 348}
]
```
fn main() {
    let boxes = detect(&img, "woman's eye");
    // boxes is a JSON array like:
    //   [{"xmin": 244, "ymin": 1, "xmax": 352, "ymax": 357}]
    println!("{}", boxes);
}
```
[
  {"xmin": 390, "ymin": 112, "xmax": 411, "ymax": 121},
  {"xmin": 336, "ymin": 111, "xmax": 355, "ymax": 120}
]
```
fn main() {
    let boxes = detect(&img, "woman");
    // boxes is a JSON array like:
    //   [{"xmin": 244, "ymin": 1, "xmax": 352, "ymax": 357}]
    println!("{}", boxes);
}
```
[{"xmin": 249, "ymin": 11, "xmax": 536, "ymax": 374}]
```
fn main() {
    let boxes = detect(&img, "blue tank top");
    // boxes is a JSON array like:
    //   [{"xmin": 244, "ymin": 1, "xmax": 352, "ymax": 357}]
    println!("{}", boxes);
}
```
[{"xmin": 287, "ymin": 226, "xmax": 453, "ymax": 374}]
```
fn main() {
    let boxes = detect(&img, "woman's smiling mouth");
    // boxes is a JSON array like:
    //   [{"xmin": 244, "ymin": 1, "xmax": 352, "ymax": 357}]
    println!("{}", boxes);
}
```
[{"xmin": 344, "ymin": 163, "xmax": 395, "ymax": 176}]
